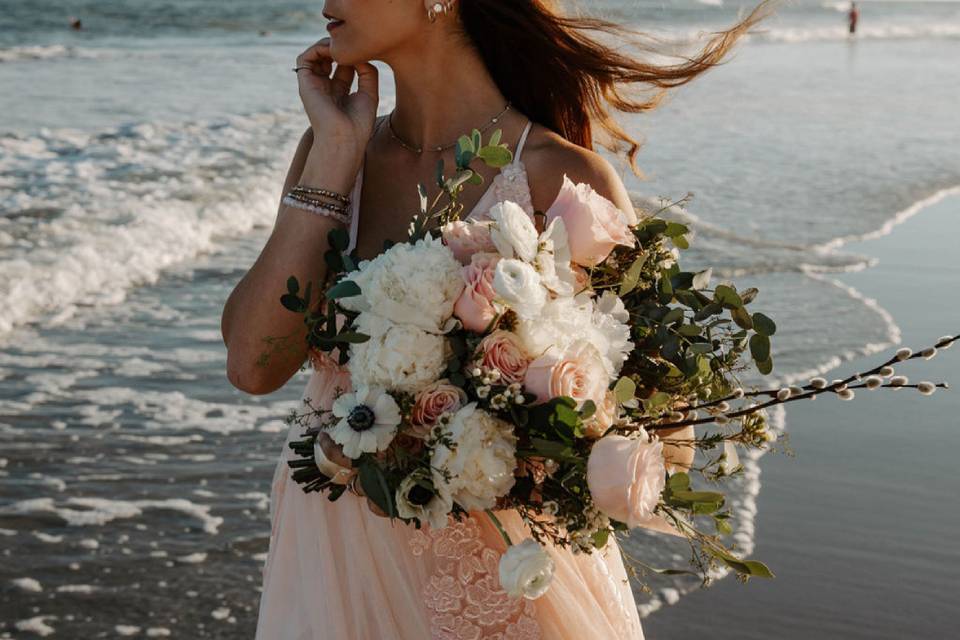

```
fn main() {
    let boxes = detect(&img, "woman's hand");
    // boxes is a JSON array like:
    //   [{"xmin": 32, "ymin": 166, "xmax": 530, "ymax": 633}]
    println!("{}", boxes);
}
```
[
  {"xmin": 315, "ymin": 432, "xmax": 388, "ymax": 518},
  {"xmin": 295, "ymin": 38, "xmax": 379, "ymax": 177}
]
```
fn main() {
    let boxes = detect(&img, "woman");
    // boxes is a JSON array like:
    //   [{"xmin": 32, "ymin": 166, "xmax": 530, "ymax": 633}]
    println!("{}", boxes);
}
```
[{"xmin": 221, "ymin": 1, "xmax": 774, "ymax": 637}]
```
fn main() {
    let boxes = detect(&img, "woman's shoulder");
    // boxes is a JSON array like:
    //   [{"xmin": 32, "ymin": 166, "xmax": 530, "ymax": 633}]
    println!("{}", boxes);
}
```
[{"xmin": 520, "ymin": 123, "xmax": 634, "ymax": 214}]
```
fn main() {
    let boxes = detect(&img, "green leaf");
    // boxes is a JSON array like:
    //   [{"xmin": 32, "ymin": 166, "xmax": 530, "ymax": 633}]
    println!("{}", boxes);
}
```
[
  {"xmin": 664, "ymin": 222, "xmax": 689, "ymax": 237},
  {"xmin": 672, "ymin": 234, "xmax": 690, "ymax": 250},
  {"xmin": 457, "ymin": 134, "xmax": 475, "ymax": 154},
  {"xmin": 749, "ymin": 333, "xmax": 771, "ymax": 363},
  {"xmin": 757, "ymin": 357, "xmax": 774, "ymax": 375},
  {"xmin": 662, "ymin": 308, "xmax": 684, "ymax": 325},
  {"xmin": 714, "ymin": 285, "xmax": 743, "ymax": 308},
  {"xmin": 643, "ymin": 391, "xmax": 672, "ymax": 410},
  {"xmin": 331, "ymin": 331, "xmax": 369, "ymax": 344},
  {"xmin": 286, "ymin": 276, "xmax": 300, "ymax": 295},
  {"xmin": 471, "ymin": 128, "xmax": 481, "ymax": 152},
  {"xmin": 752, "ymin": 312, "xmax": 777, "ymax": 337},
  {"xmin": 467, "ymin": 172, "xmax": 484, "ymax": 185},
  {"xmin": 579, "ymin": 400, "xmax": 597, "ymax": 420},
  {"xmin": 477, "ymin": 146, "xmax": 513, "ymax": 168},
  {"xmin": 326, "ymin": 279, "xmax": 361, "ymax": 300},
  {"xmin": 528, "ymin": 438, "xmax": 579, "ymax": 462},
  {"xmin": 677, "ymin": 324, "xmax": 701, "ymax": 337},
  {"xmin": 613, "ymin": 376, "xmax": 636, "ymax": 403},
  {"xmin": 619, "ymin": 257, "xmax": 645, "ymax": 296},
  {"xmin": 667, "ymin": 472, "xmax": 691, "ymax": 492},
  {"xmin": 328, "ymin": 227, "xmax": 350, "ymax": 252},
  {"xmin": 489, "ymin": 129, "xmax": 502, "ymax": 147},
  {"xmin": 280, "ymin": 293, "xmax": 304, "ymax": 313},
  {"xmin": 358, "ymin": 462, "xmax": 395, "ymax": 518},
  {"xmin": 731, "ymin": 306, "xmax": 754, "ymax": 330},
  {"xmin": 591, "ymin": 528, "xmax": 610, "ymax": 549}
]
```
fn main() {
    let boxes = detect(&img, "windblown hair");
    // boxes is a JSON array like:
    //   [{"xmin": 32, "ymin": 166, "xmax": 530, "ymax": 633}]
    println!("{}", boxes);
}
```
[{"xmin": 458, "ymin": 0, "xmax": 779, "ymax": 175}]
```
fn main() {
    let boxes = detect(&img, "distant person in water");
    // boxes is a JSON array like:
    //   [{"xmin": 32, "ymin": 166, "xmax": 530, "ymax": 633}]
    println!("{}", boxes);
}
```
[
  {"xmin": 69, "ymin": 17, "xmax": 82, "ymax": 31},
  {"xmin": 848, "ymin": 2, "xmax": 859, "ymax": 35}
]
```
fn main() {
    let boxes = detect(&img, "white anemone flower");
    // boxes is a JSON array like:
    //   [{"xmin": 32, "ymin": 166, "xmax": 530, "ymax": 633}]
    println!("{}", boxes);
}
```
[{"xmin": 328, "ymin": 385, "xmax": 402, "ymax": 459}]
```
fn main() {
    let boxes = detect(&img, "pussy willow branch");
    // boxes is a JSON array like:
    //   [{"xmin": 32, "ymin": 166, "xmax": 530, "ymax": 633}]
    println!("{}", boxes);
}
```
[{"xmin": 633, "ymin": 334, "xmax": 958, "ymax": 433}]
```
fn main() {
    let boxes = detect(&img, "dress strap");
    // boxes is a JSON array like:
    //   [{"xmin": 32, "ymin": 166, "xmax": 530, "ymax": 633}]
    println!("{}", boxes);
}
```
[{"xmin": 513, "ymin": 120, "xmax": 533, "ymax": 164}]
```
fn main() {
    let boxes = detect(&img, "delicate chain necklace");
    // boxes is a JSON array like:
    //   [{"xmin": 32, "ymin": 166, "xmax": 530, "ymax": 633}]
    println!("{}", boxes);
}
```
[{"xmin": 387, "ymin": 102, "xmax": 511, "ymax": 154}]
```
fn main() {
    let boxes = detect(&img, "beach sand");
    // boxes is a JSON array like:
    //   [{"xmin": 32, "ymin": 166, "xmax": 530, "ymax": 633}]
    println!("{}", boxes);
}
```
[{"xmin": 642, "ymin": 194, "xmax": 960, "ymax": 639}]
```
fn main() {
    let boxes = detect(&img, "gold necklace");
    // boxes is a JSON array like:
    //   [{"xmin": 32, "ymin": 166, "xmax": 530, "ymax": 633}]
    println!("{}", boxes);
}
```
[{"xmin": 387, "ymin": 102, "xmax": 511, "ymax": 154}]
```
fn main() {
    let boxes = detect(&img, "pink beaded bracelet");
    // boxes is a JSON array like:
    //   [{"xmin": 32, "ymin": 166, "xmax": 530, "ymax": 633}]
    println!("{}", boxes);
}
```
[{"xmin": 282, "ymin": 194, "xmax": 352, "ymax": 225}]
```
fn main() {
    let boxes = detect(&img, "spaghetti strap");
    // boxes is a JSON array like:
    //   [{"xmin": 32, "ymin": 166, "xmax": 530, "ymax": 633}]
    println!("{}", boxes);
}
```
[{"xmin": 514, "ymin": 120, "xmax": 533, "ymax": 163}]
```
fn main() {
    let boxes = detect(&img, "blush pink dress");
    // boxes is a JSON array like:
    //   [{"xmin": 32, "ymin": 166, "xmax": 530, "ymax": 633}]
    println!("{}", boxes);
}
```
[{"xmin": 255, "ymin": 121, "xmax": 646, "ymax": 640}]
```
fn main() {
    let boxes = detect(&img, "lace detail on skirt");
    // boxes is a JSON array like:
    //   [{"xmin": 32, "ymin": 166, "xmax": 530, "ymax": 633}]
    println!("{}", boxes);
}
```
[{"xmin": 409, "ymin": 517, "xmax": 542, "ymax": 640}]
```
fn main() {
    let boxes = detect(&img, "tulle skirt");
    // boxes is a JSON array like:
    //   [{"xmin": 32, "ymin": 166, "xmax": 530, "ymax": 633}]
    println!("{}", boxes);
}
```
[{"xmin": 255, "ymin": 362, "xmax": 644, "ymax": 640}]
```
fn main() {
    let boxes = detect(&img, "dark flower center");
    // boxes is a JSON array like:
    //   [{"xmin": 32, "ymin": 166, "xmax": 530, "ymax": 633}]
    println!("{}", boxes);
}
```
[
  {"xmin": 407, "ymin": 483, "xmax": 434, "ymax": 507},
  {"xmin": 347, "ymin": 405, "xmax": 376, "ymax": 432}
]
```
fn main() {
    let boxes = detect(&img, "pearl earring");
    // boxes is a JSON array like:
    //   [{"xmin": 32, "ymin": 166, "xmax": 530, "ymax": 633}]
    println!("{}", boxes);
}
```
[{"xmin": 427, "ymin": 1, "xmax": 453, "ymax": 23}]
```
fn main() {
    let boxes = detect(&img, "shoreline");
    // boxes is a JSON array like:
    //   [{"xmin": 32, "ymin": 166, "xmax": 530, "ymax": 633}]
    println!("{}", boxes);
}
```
[{"xmin": 643, "ymin": 193, "xmax": 960, "ymax": 638}]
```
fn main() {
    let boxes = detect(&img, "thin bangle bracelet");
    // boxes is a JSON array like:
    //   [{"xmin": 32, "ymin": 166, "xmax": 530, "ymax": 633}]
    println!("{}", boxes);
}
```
[{"xmin": 282, "ymin": 195, "xmax": 352, "ymax": 224}]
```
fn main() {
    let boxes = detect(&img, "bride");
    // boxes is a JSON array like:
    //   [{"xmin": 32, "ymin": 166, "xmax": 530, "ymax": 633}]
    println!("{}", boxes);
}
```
[{"xmin": 221, "ymin": 1, "xmax": 773, "ymax": 638}]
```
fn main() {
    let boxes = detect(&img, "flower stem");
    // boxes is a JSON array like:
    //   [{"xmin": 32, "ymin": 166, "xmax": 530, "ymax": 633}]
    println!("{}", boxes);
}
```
[{"xmin": 486, "ymin": 509, "xmax": 513, "ymax": 548}]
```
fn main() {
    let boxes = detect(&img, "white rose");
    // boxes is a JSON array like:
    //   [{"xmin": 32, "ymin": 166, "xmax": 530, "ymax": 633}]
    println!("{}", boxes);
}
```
[
  {"xmin": 590, "ymin": 291, "xmax": 633, "ymax": 376},
  {"xmin": 349, "ymin": 313, "xmax": 448, "ymax": 394},
  {"xmin": 395, "ymin": 469, "xmax": 453, "ymax": 530},
  {"xmin": 338, "ymin": 234, "xmax": 464, "ymax": 333},
  {"xmin": 431, "ymin": 403, "xmax": 517, "ymax": 511},
  {"xmin": 498, "ymin": 539, "xmax": 555, "ymax": 599},
  {"xmin": 493, "ymin": 259, "xmax": 546, "ymax": 320},
  {"xmin": 488, "ymin": 201, "xmax": 538, "ymax": 262},
  {"xmin": 534, "ymin": 217, "xmax": 578, "ymax": 297}
]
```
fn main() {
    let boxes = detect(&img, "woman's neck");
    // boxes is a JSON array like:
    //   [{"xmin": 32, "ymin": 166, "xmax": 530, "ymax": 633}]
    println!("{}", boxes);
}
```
[{"xmin": 383, "ymin": 34, "xmax": 512, "ymax": 149}]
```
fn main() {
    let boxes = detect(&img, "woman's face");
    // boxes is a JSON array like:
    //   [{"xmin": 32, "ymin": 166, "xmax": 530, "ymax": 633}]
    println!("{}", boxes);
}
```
[{"xmin": 322, "ymin": 0, "xmax": 430, "ymax": 64}]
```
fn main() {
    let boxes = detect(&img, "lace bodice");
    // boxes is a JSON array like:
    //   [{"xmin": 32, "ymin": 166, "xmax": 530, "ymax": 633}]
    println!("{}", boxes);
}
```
[{"xmin": 346, "ymin": 121, "xmax": 535, "ymax": 253}]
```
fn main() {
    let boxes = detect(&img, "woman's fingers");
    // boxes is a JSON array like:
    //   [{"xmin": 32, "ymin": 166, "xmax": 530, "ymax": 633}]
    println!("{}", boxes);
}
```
[
  {"xmin": 330, "ymin": 64, "xmax": 355, "ymax": 99},
  {"xmin": 296, "ymin": 37, "xmax": 332, "ymax": 67},
  {"xmin": 353, "ymin": 61, "xmax": 379, "ymax": 101}
]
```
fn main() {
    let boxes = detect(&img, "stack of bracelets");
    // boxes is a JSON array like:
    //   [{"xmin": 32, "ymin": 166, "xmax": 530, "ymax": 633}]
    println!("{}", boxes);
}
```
[{"xmin": 282, "ymin": 185, "xmax": 352, "ymax": 224}]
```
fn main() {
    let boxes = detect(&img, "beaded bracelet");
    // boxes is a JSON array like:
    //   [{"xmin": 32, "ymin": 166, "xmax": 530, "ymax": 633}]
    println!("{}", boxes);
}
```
[
  {"xmin": 285, "ymin": 190, "xmax": 349, "ymax": 215},
  {"xmin": 282, "ymin": 193, "xmax": 352, "ymax": 225},
  {"xmin": 291, "ymin": 185, "xmax": 351, "ymax": 206}
]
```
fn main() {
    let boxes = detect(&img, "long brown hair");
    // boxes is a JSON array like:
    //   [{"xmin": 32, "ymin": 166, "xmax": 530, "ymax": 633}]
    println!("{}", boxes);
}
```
[{"xmin": 458, "ymin": 0, "xmax": 779, "ymax": 175}]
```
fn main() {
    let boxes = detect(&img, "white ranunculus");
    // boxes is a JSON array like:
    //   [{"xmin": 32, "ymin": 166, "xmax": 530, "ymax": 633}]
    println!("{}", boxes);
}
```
[
  {"xmin": 337, "ymin": 234, "xmax": 464, "ymax": 333},
  {"xmin": 514, "ymin": 295, "xmax": 593, "ymax": 358},
  {"xmin": 349, "ymin": 313, "xmax": 448, "ymax": 394},
  {"xmin": 493, "ymin": 259, "xmax": 546, "ymax": 320},
  {"xmin": 535, "ymin": 217, "xmax": 578, "ymax": 297},
  {"xmin": 395, "ymin": 469, "xmax": 453, "ymax": 530},
  {"xmin": 431, "ymin": 403, "xmax": 517, "ymax": 511},
  {"xmin": 328, "ymin": 385, "xmax": 402, "ymax": 459},
  {"xmin": 488, "ymin": 201, "xmax": 538, "ymax": 262},
  {"xmin": 498, "ymin": 539, "xmax": 555, "ymax": 599}
]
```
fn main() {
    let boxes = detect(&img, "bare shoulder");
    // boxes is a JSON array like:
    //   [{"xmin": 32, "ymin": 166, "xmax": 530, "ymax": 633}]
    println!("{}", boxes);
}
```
[{"xmin": 519, "ymin": 123, "xmax": 634, "ymax": 214}]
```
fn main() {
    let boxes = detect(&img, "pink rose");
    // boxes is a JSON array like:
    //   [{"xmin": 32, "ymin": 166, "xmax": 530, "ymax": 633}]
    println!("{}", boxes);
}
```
[
  {"xmin": 410, "ymin": 379, "xmax": 468, "ymax": 438},
  {"xmin": 453, "ymin": 252, "xmax": 500, "ymax": 333},
  {"xmin": 583, "ymin": 390, "xmax": 618, "ymax": 439},
  {"xmin": 545, "ymin": 175, "xmax": 635, "ymax": 267},
  {"xmin": 477, "ymin": 330, "xmax": 530, "ymax": 385},
  {"xmin": 442, "ymin": 220, "xmax": 498, "ymax": 265},
  {"xmin": 586, "ymin": 434, "xmax": 665, "ymax": 527},
  {"xmin": 523, "ymin": 341, "xmax": 608, "ymax": 408}
]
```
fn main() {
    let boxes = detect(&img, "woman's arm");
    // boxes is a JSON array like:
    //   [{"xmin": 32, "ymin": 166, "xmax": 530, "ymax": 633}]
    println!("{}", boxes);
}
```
[
  {"xmin": 220, "ymin": 131, "xmax": 356, "ymax": 395},
  {"xmin": 220, "ymin": 38, "xmax": 378, "ymax": 395}
]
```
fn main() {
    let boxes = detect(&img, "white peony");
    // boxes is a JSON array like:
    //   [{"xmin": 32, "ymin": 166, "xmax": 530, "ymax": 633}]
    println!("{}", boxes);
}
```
[
  {"xmin": 499, "ymin": 539, "xmax": 555, "ymax": 599},
  {"xmin": 328, "ymin": 385, "xmax": 402, "ymax": 459},
  {"xmin": 534, "ymin": 217, "xmax": 578, "ymax": 297},
  {"xmin": 349, "ymin": 312, "xmax": 449, "ymax": 394},
  {"xmin": 431, "ymin": 403, "xmax": 517, "ymax": 511},
  {"xmin": 337, "ymin": 234, "xmax": 464, "ymax": 333},
  {"xmin": 395, "ymin": 469, "xmax": 453, "ymax": 530},
  {"xmin": 488, "ymin": 201, "xmax": 538, "ymax": 262},
  {"xmin": 493, "ymin": 259, "xmax": 547, "ymax": 320},
  {"xmin": 514, "ymin": 292, "xmax": 632, "ymax": 377}
]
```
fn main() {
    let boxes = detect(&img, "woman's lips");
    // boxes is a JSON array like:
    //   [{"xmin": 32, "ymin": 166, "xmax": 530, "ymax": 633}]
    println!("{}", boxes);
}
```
[{"xmin": 326, "ymin": 20, "xmax": 345, "ymax": 32}]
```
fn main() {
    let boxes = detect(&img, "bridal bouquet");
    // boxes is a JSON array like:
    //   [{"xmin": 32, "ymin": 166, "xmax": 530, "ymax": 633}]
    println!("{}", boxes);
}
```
[{"xmin": 276, "ymin": 129, "xmax": 954, "ymax": 599}]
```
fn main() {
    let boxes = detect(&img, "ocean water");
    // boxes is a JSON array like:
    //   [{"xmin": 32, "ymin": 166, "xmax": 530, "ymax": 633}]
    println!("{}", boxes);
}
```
[{"xmin": 1, "ymin": 0, "xmax": 959, "ymax": 637}]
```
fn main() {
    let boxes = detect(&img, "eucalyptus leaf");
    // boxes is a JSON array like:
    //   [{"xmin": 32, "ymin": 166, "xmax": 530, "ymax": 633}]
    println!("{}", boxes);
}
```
[
  {"xmin": 749, "ymin": 333, "xmax": 771, "ymax": 362},
  {"xmin": 752, "ymin": 312, "xmax": 777, "ymax": 337},
  {"xmin": 326, "ymin": 279, "xmax": 361, "ymax": 300}
]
